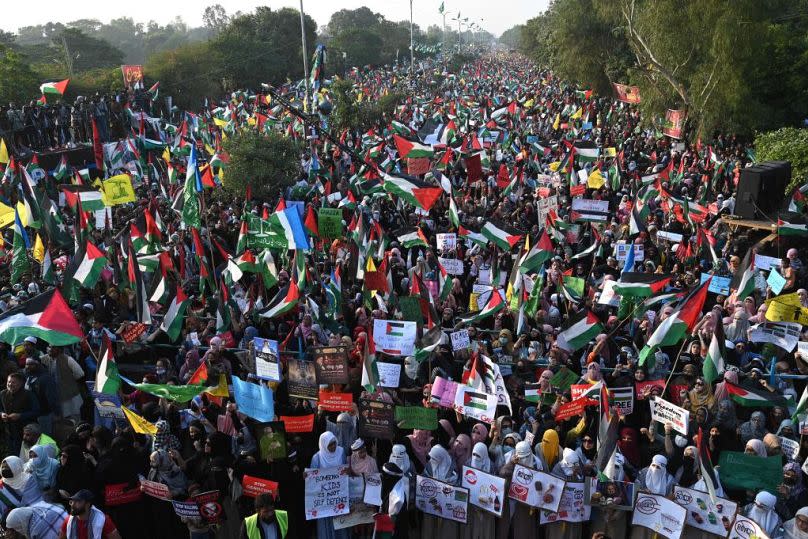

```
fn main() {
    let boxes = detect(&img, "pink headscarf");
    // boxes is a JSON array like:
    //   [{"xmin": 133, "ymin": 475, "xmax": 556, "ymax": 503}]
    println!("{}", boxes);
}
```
[
  {"xmin": 450, "ymin": 434, "xmax": 472, "ymax": 475},
  {"xmin": 471, "ymin": 423, "xmax": 489, "ymax": 445},
  {"xmin": 407, "ymin": 429, "xmax": 433, "ymax": 466},
  {"xmin": 713, "ymin": 370, "xmax": 739, "ymax": 402}
]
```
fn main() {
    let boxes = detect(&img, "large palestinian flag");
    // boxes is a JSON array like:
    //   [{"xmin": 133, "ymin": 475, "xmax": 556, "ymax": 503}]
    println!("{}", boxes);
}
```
[
  {"xmin": 95, "ymin": 333, "xmax": 120, "ymax": 394},
  {"xmin": 730, "ymin": 248, "xmax": 755, "ymax": 300},
  {"xmin": 392, "ymin": 134, "xmax": 434, "ymax": 159},
  {"xmin": 0, "ymin": 289, "xmax": 83, "ymax": 345},
  {"xmin": 556, "ymin": 310, "xmax": 603, "ymax": 352},
  {"xmin": 382, "ymin": 172, "xmax": 443, "ymax": 211},
  {"xmin": 258, "ymin": 281, "xmax": 300, "ymax": 319},
  {"xmin": 481, "ymin": 220, "xmax": 524, "ymax": 251},
  {"xmin": 725, "ymin": 382, "xmax": 791, "ymax": 408},
  {"xmin": 458, "ymin": 289, "xmax": 505, "ymax": 324},
  {"xmin": 612, "ymin": 273, "xmax": 671, "ymax": 298},
  {"xmin": 159, "ymin": 288, "xmax": 190, "ymax": 341}
]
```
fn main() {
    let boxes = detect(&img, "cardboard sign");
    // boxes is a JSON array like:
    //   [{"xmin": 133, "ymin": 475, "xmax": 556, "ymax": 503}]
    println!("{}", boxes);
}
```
[
  {"xmin": 377, "ymin": 362, "xmax": 402, "ymax": 388},
  {"xmin": 700, "ymin": 273, "xmax": 731, "ymax": 296},
  {"xmin": 395, "ymin": 406, "xmax": 438, "ymax": 430},
  {"xmin": 749, "ymin": 321, "xmax": 802, "ymax": 351},
  {"xmin": 450, "ymin": 329, "xmax": 471, "ymax": 351},
  {"xmin": 461, "ymin": 466, "xmax": 507, "ymax": 517},
  {"xmin": 304, "ymin": 466, "xmax": 350, "ymax": 520},
  {"xmin": 507, "ymin": 464, "xmax": 565, "ymax": 512},
  {"xmin": 332, "ymin": 503, "xmax": 376, "ymax": 529},
  {"xmin": 436, "ymin": 233, "xmax": 457, "ymax": 251},
  {"xmin": 312, "ymin": 346, "xmax": 350, "ymax": 385},
  {"xmin": 551, "ymin": 368, "xmax": 579, "ymax": 392},
  {"xmin": 254, "ymin": 337, "xmax": 281, "ymax": 381},
  {"xmin": 280, "ymin": 414, "xmax": 315, "ymax": 433},
  {"xmin": 438, "ymin": 257, "xmax": 464, "ymax": 275},
  {"xmin": 242, "ymin": 475, "xmax": 279, "ymax": 498},
  {"xmin": 318, "ymin": 208, "xmax": 343, "ymax": 239},
  {"xmin": 430, "ymin": 376, "xmax": 459, "ymax": 408},
  {"xmin": 540, "ymin": 482, "xmax": 591, "ymax": 524},
  {"xmin": 231, "ymin": 376, "xmax": 275, "ymax": 422},
  {"xmin": 415, "ymin": 475, "xmax": 469, "ymax": 523},
  {"xmin": 453, "ymin": 385, "xmax": 497, "ymax": 424},
  {"xmin": 673, "ymin": 486, "xmax": 737, "ymax": 536},
  {"xmin": 780, "ymin": 435, "xmax": 800, "ymax": 461},
  {"xmin": 754, "ymin": 254, "xmax": 781, "ymax": 271},
  {"xmin": 632, "ymin": 492, "xmax": 687, "ymax": 539},
  {"xmin": 728, "ymin": 514, "xmax": 771, "ymax": 539},
  {"xmin": 372, "ymin": 319, "xmax": 417, "ymax": 356},
  {"xmin": 121, "ymin": 322, "xmax": 148, "ymax": 343},
  {"xmin": 318, "ymin": 391, "xmax": 354, "ymax": 412},
  {"xmin": 650, "ymin": 396, "xmax": 690, "ymax": 436},
  {"xmin": 586, "ymin": 478, "xmax": 636, "ymax": 511},
  {"xmin": 610, "ymin": 387, "xmax": 634, "ymax": 415},
  {"xmin": 140, "ymin": 478, "xmax": 172, "ymax": 500},
  {"xmin": 105, "ymin": 483, "xmax": 144, "ymax": 506},
  {"xmin": 767, "ymin": 268, "xmax": 787, "ymax": 295},
  {"xmin": 358, "ymin": 397, "xmax": 395, "ymax": 440},
  {"xmin": 288, "ymin": 359, "xmax": 319, "ymax": 400},
  {"xmin": 571, "ymin": 198, "xmax": 609, "ymax": 213}
]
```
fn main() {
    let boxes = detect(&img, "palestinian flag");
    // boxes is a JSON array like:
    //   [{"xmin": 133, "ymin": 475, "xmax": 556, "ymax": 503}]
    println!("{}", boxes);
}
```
[
  {"xmin": 629, "ymin": 206, "xmax": 648, "ymax": 236},
  {"xmin": 518, "ymin": 231, "xmax": 553, "ymax": 273},
  {"xmin": 234, "ymin": 250, "xmax": 258, "ymax": 273},
  {"xmin": 66, "ymin": 240, "xmax": 107, "ymax": 289},
  {"xmin": 702, "ymin": 333, "xmax": 725, "ymax": 386},
  {"xmin": 39, "ymin": 79, "xmax": 69, "ymax": 97},
  {"xmin": 95, "ymin": 333, "xmax": 120, "ymax": 394},
  {"xmin": 777, "ymin": 219, "xmax": 808, "ymax": 236},
  {"xmin": 792, "ymin": 384, "xmax": 808, "ymax": 422},
  {"xmin": 458, "ymin": 225, "xmax": 488, "ymax": 247},
  {"xmin": 19, "ymin": 168, "xmax": 42, "ymax": 228},
  {"xmin": 361, "ymin": 326, "xmax": 378, "ymax": 392},
  {"xmin": 696, "ymin": 428, "xmax": 719, "ymax": 503},
  {"xmin": 556, "ymin": 311, "xmax": 603, "ymax": 352},
  {"xmin": 612, "ymin": 273, "xmax": 671, "ymax": 298},
  {"xmin": 61, "ymin": 185, "xmax": 105, "ymax": 212},
  {"xmin": 449, "ymin": 196, "xmax": 461, "ymax": 228},
  {"xmin": 392, "ymin": 134, "xmax": 434, "ymax": 159},
  {"xmin": 10, "ymin": 209, "xmax": 30, "ymax": 286},
  {"xmin": 574, "ymin": 141, "xmax": 599, "ymax": 162},
  {"xmin": 481, "ymin": 220, "xmax": 523, "ymax": 251},
  {"xmin": 258, "ymin": 281, "xmax": 300, "ymax": 319},
  {"xmin": 0, "ymin": 289, "xmax": 83, "ymax": 345},
  {"xmin": 638, "ymin": 278, "xmax": 711, "ymax": 369},
  {"xmin": 725, "ymin": 382, "xmax": 791, "ymax": 408},
  {"xmin": 789, "ymin": 184, "xmax": 808, "ymax": 213},
  {"xmin": 414, "ymin": 325, "xmax": 443, "ymax": 362},
  {"xmin": 463, "ymin": 390, "xmax": 491, "ymax": 410},
  {"xmin": 396, "ymin": 227, "xmax": 429, "ymax": 249},
  {"xmin": 524, "ymin": 383, "xmax": 541, "ymax": 403},
  {"xmin": 127, "ymin": 240, "xmax": 151, "ymax": 324},
  {"xmin": 159, "ymin": 288, "xmax": 190, "ymax": 341},
  {"xmin": 458, "ymin": 289, "xmax": 505, "ymax": 324},
  {"xmin": 730, "ymin": 248, "xmax": 755, "ymax": 301},
  {"xmin": 382, "ymin": 172, "xmax": 442, "ymax": 211}
]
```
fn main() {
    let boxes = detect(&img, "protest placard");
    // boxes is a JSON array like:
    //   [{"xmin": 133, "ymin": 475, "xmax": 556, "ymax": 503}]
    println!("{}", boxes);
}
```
[
  {"xmin": 650, "ymin": 396, "xmax": 690, "ymax": 435},
  {"xmin": 700, "ymin": 273, "xmax": 731, "ymax": 296},
  {"xmin": 287, "ymin": 359, "xmax": 318, "ymax": 399},
  {"xmin": 377, "ymin": 362, "xmax": 401, "ymax": 388},
  {"xmin": 318, "ymin": 391, "xmax": 354, "ymax": 412},
  {"xmin": 656, "ymin": 230, "xmax": 683, "ymax": 243},
  {"xmin": 312, "ymin": 346, "xmax": 349, "ymax": 384},
  {"xmin": 780, "ymin": 436, "xmax": 800, "ymax": 461},
  {"xmin": 430, "ymin": 376, "xmax": 459, "ymax": 408},
  {"xmin": 635, "ymin": 380, "xmax": 666, "ymax": 400},
  {"xmin": 450, "ymin": 329, "xmax": 471, "ymax": 351},
  {"xmin": 372, "ymin": 319, "xmax": 417, "ymax": 356},
  {"xmin": 140, "ymin": 478, "xmax": 172, "ymax": 500},
  {"xmin": 539, "ymin": 482, "xmax": 590, "ymax": 524},
  {"xmin": 610, "ymin": 387, "xmax": 634, "ymax": 415},
  {"xmin": 461, "ymin": 466, "xmax": 507, "ymax": 517},
  {"xmin": 586, "ymin": 478, "xmax": 636, "ymax": 510},
  {"xmin": 242, "ymin": 475, "xmax": 279, "ymax": 498},
  {"xmin": 453, "ymin": 385, "xmax": 497, "ymax": 424},
  {"xmin": 358, "ymin": 397, "xmax": 395, "ymax": 439},
  {"xmin": 749, "ymin": 321, "xmax": 802, "ymax": 351},
  {"xmin": 551, "ymin": 368, "xmax": 579, "ymax": 392},
  {"xmin": 673, "ymin": 486, "xmax": 737, "ymax": 536},
  {"xmin": 663, "ymin": 109, "xmax": 686, "ymax": 139},
  {"xmin": 231, "ymin": 376, "xmax": 275, "ymax": 422},
  {"xmin": 256, "ymin": 421, "xmax": 286, "ymax": 460},
  {"xmin": 95, "ymin": 393, "xmax": 125, "ymax": 419},
  {"xmin": 332, "ymin": 503, "xmax": 376, "ymax": 529},
  {"xmin": 729, "ymin": 514, "xmax": 771, "ymax": 539},
  {"xmin": 318, "ymin": 208, "xmax": 343, "ymax": 239},
  {"xmin": 570, "ymin": 384, "xmax": 600, "ymax": 400},
  {"xmin": 507, "ymin": 464, "xmax": 565, "ymax": 512},
  {"xmin": 253, "ymin": 337, "xmax": 280, "ymax": 381},
  {"xmin": 598, "ymin": 280, "xmax": 621, "ymax": 307},
  {"xmin": 104, "ymin": 483, "xmax": 143, "ymax": 506},
  {"xmin": 363, "ymin": 473, "xmax": 382, "ymax": 506},
  {"xmin": 571, "ymin": 198, "xmax": 609, "ymax": 213},
  {"xmin": 436, "ymin": 233, "xmax": 457, "ymax": 251},
  {"xmin": 415, "ymin": 475, "xmax": 470, "ymax": 523},
  {"xmin": 121, "ymin": 322, "xmax": 147, "ymax": 343},
  {"xmin": 280, "ymin": 414, "xmax": 314, "ymax": 433},
  {"xmin": 438, "ymin": 257, "xmax": 464, "ymax": 274},
  {"xmin": 304, "ymin": 466, "xmax": 350, "ymax": 520},
  {"xmin": 172, "ymin": 501, "xmax": 201, "ymax": 519},
  {"xmin": 766, "ymin": 299, "xmax": 808, "ymax": 325},
  {"xmin": 754, "ymin": 254, "xmax": 781, "ymax": 271},
  {"xmin": 554, "ymin": 399, "xmax": 593, "ymax": 421},
  {"xmin": 395, "ymin": 406, "xmax": 438, "ymax": 430},
  {"xmin": 615, "ymin": 242, "xmax": 644, "ymax": 263},
  {"xmin": 767, "ymin": 268, "xmax": 787, "ymax": 295},
  {"xmin": 718, "ymin": 452, "xmax": 783, "ymax": 493},
  {"xmin": 632, "ymin": 492, "xmax": 687, "ymax": 539}
]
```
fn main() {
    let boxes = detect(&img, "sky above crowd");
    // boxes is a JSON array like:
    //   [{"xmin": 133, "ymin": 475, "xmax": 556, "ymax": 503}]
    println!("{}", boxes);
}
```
[{"xmin": 2, "ymin": 0, "xmax": 547, "ymax": 37}]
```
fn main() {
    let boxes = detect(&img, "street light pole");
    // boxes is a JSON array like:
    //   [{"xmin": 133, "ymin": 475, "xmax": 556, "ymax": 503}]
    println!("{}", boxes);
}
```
[
  {"xmin": 299, "ymin": 0, "xmax": 310, "ymax": 111},
  {"xmin": 409, "ymin": 0, "xmax": 415, "ymax": 76}
]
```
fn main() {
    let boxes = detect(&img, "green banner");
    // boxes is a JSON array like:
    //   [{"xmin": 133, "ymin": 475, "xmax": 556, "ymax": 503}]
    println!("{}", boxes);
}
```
[
  {"xmin": 395, "ymin": 406, "xmax": 438, "ymax": 430},
  {"xmin": 245, "ymin": 214, "xmax": 286, "ymax": 250},
  {"xmin": 550, "ymin": 367, "xmax": 578, "ymax": 392},
  {"xmin": 318, "ymin": 208, "xmax": 343, "ymax": 239},
  {"xmin": 717, "ymin": 451, "xmax": 782, "ymax": 493},
  {"xmin": 399, "ymin": 296, "xmax": 424, "ymax": 324}
]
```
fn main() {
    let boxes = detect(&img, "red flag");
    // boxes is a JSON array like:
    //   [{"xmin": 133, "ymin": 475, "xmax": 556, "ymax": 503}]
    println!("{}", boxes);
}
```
[
  {"xmin": 188, "ymin": 361, "xmax": 208, "ymax": 385},
  {"xmin": 91, "ymin": 118, "xmax": 104, "ymax": 172}
]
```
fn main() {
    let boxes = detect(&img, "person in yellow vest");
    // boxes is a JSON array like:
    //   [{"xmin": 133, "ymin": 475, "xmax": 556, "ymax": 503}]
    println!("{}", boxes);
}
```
[{"xmin": 240, "ymin": 493, "xmax": 288, "ymax": 539}]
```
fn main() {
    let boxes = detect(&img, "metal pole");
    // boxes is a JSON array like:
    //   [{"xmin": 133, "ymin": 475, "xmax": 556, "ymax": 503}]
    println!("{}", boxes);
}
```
[
  {"xmin": 298, "ymin": 0, "xmax": 310, "ymax": 111},
  {"xmin": 409, "ymin": 0, "xmax": 415, "ymax": 76}
]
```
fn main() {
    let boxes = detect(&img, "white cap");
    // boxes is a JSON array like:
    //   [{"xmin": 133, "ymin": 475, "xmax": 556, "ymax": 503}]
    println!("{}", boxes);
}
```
[{"xmin": 24, "ymin": 336, "xmax": 37, "ymax": 344}]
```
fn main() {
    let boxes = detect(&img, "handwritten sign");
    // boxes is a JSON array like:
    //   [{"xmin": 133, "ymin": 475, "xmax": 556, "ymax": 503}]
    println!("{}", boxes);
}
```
[
  {"xmin": 395, "ymin": 406, "xmax": 438, "ymax": 430},
  {"xmin": 632, "ymin": 492, "xmax": 687, "ymax": 539},
  {"xmin": 507, "ymin": 464, "xmax": 565, "ymax": 512},
  {"xmin": 318, "ymin": 208, "xmax": 343, "ymax": 239},
  {"xmin": 231, "ymin": 376, "xmax": 275, "ymax": 422},
  {"xmin": 650, "ymin": 396, "xmax": 690, "ymax": 436},
  {"xmin": 304, "ymin": 466, "xmax": 350, "ymax": 520},
  {"xmin": 415, "ymin": 475, "xmax": 469, "ymax": 523},
  {"xmin": 700, "ymin": 273, "xmax": 731, "ymax": 296},
  {"xmin": 377, "ymin": 362, "xmax": 402, "ymax": 388},
  {"xmin": 767, "ymin": 268, "xmax": 787, "ymax": 295},
  {"xmin": 438, "ymin": 257, "xmax": 464, "ymax": 275},
  {"xmin": 450, "ymin": 329, "xmax": 471, "ymax": 351},
  {"xmin": 461, "ymin": 466, "xmax": 507, "ymax": 517},
  {"xmin": 436, "ymin": 233, "xmax": 457, "ymax": 251},
  {"xmin": 430, "ymin": 376, "xmax": 459, "ymax": 408}
]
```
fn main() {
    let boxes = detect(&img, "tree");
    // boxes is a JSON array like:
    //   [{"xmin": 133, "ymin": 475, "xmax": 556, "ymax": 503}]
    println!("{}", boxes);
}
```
[
  {"xmin": 331, "ymin": 28, "xmax": 384, "ymax": 68},
  {"xmin": 145, "ymin": 42, "xmax": 223, "ymax": 109},
  {"xmin": 499, "ymin": 25, "xmax": 524, "ymax": 49},
  {"xmin": 52, "ymin": 28, "xmax": 124, "ymax": 74},
  {"xmin": 222, "ymin": 131, "xmax": 303, "ymax": 200},
  {"xmin": 0, "ymin": 45, "xmax": 39, "ymax": 105},
  {"xmin": 203, "ymin": 4, "xmax": 230, "ymax": 33},
  {"xmin": 756, "ymin": 128, "xmax": 808, "ymax": 193}
]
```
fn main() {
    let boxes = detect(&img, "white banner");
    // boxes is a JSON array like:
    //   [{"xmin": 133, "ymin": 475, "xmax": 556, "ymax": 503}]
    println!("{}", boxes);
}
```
[
  {"xmin": 749, "ymin": 321, "xmax": 802, "ymax": 352},
  {"xmin": 363, "ymin": 473, "xmax": 382, "ymax": 506},
  {"xmin": 780, "ymin": 436, "xmax": 800, "ymax": 461},
  {"xmin": 540, "ymin": 482, "xmax": 591, "ymax": 524},
  {"xmin": 610, "ymin": 387, "xmax": 634, "ymax": 416},
  {"xmin": 728, "ymin": 514, "xmax": 771, "ymax": 539},
  {"xmin": 372, "ymin": 319, "xmax": 417, "ymax": 356},
  {"xmin": 631, "ymin": 492, "xmax": 687, "ymax": 539},
  {"xmin": 571, "ymin": 198, "xmax": 609, "ymax": 213},
  {"xmin": 254, "ymin": 337, "xmax": 281, "ymax": 381},
  {"xmin": 304, "ymin": 466, "xmax": 350, "ymax": 520},
  {"xmin": 376, "ymin": 362, "xmax": 401, "ymax": 388},
  {"xmin": 507, "ymin": 464, "xmax": 565, "ymax": 512},
  {"xmin": 615, "ymin": 242, "xmax": 645, "ymax": 263},
  {"xmin": 754, "ymin": 254, "xmax": 781, "ymax": 271},
  {"xmin": 656, "ymin": 230, "xmax": 683, "ymax": 243},
  {"xmin": 450, "ymin": 329, "xmax": 471, "ymax": 351},
  {"xmin": 453, "ymin": 386, "xmax": 497, "ymax": 424},
  {"xmin": 673, "ymin": 486, "xmax": 737, "ymax": 537},
  {"xmin": 415, "ymin": 475, "xmax": 469, "ymax": 523},
  {"xmin": 461, "ymin": 466, "xmax": 507, "ymax": 517},
  {"xmin": 436, "ymin": 233, "xmax": 457, "ymax": 251},
  {"xmin": 439, "ymin": 257, "xmax": 464, "ymax": 275},
  {"xmin": 650, "ymin": 396, "xmax": 690, "ymax": 436}
]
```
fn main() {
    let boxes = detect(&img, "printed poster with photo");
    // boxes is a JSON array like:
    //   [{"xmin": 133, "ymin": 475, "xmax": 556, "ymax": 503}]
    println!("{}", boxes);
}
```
[
  {"xmin": 461, "ymin": 466, "xmax": 506, "ymax": 517},
  {"xmin": 632, "ymin": 492, "xmax": 687, "ymax": 539},
  {"xmin": 415, "ymin": 475, "xmax": 470, "ymax": 523},
  {"xmin": 507, "ymin": 464, "xmax": 565, "ymax": 513},
  {"xmin": 673, "ymin": 486, "xmax": 737, "ymax": 536}
]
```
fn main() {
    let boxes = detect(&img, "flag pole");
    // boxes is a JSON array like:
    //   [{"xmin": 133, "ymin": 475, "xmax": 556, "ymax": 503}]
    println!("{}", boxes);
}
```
[
  {"xmin": 298, "ymin": 0, "xmax": 310, "ymax": 111},
  {"xmin": 409, "ymin": 0, "xmax": 415, "ymax": 77}
]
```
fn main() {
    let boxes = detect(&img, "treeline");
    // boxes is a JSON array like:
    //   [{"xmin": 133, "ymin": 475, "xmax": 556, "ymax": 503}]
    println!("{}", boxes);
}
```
[{"xmin": 502, "ymin": 0, "xmax": 808, "ymax": 136}]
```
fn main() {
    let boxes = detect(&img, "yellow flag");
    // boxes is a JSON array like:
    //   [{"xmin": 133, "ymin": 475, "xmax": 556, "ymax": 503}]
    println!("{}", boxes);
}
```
[
  {"xmin": 524, "ymin": 98, "xmax": 534, "ymax": 109},
  {"xmin": 213, "ymin": 117, "xmax": 228, "ymax": 128},
  {"xmin": 16, "ymin": 202, "xmax": 29, "ymax": 227},
  {"xmin": 570, "ymin": 107, "xmax": 582, "ymax": 120},
  {"xmin": 0, "ymin": 202, "xmax": 15, "ymax": 229},
  {"xmin": 548, "ymin": 161, "xmax": 561, "ymax": 172},
  {"xmin": 121, "ymin": 406, "xmax": 158, "ymax": 435},
  {"xmin": 366, "ymin": 256, "xmax": 377, "ymax": 272},
  {"xmin": 587, "ymin": 169, "xmax": 605, "ymax": 189},
  {"xmin": 603, "ymin": 147, "xmax": 617, "ymax": 158},
  {"xmin": 0, "ymin": 139, "xmax": 8, "ymax": 164},
  {"xmin": 101, "ymin": 174, "xmax": 136, "ymax": 206},
  {"xmin": 552, "ymin": 113, "xmax": 560, "ymax": 130},
  {"xmin": 205, "ymin": 144, "xmax": 216, "ymax": 156},
  {"xmin": 162, "ymin": 147, "xmax": 171, "ymax": 163},
  {"xmin": 32, "ymin": 234, "xmax": 45, "ymax": 263},
  {"xmin": 765, "ymin": 292, "xmax": 801, "ymax": 307},
  {"xmin": 204, "ymin": 374, "xmax": 230, "ymax": 398}
]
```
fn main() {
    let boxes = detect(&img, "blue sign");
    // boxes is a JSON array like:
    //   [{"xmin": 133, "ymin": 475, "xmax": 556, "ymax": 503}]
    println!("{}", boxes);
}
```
[
  {"xmin": 231, "ymin": 376, "xmax": 275, "ymax": 422},
  {"xmin": 700, "ymin": 273, "xmax": 731, "ymax": 295}
]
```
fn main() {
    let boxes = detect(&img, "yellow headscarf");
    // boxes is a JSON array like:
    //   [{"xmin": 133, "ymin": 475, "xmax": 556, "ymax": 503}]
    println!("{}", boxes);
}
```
[{"xmin": 540, "ymin": 429, "xmax": 560, "ymax": 469}]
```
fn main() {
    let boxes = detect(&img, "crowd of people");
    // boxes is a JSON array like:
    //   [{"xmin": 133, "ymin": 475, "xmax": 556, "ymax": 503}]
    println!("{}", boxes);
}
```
[{"xmin": 0, "ymin": 49, "xmax": 807, "ymax": 539}]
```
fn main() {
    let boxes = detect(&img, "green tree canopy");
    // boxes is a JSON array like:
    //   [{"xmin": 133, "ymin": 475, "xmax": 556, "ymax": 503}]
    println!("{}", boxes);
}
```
[
  {"xmin": 222, "ymin": 131, "xmax": 303, "ymax": 200},
  {"xmin": 0, "ymin": 45, "xmax": 39, "ymax": 105},
  {"xmin": 145, "ymin": 42, "xmax": 223, "ymax": 109}
]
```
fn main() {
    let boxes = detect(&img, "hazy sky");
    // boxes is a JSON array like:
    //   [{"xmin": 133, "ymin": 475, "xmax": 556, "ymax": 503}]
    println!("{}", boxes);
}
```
[{"xmin": 2, "ymin": 0, "xmax": 547, "ymax": 37}]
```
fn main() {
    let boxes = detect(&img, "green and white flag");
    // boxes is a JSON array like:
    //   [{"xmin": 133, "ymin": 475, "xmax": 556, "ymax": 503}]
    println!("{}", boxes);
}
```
[
  {"xmin": 96, "ymin": 334, "xmax": 121, "ymax": 394},
  {"xmin": 159, "ymin": 288, "xmax": 190, "ymax": 341},
  {"xmin": 702, "ymin": 333, "xmax": 724, "ymax": 386},
  {"xmin": 556, "ymin": 310, "xmax": 603, "ymax": 352}
]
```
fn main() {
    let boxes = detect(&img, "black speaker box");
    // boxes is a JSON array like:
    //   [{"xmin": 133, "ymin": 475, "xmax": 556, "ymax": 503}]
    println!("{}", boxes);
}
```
[{"xmin": 733, "ymin": 161, "xmax": 791, "ymax": 219}]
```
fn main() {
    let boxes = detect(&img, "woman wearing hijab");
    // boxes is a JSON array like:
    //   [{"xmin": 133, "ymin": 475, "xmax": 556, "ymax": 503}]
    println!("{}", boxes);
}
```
[
  {"xmin": 725, "ymin": 310, "xmax": 750, "ymax": 342},
  {"xmin": 152, "ymin": 419, "xmax": 180, "ymax": 453},
  {"xmin": 590, "ymin": 453, "xmax": 629, "ymax": 539},
  {"xmin": 53, "ymin": 445, "xmax": 91, "ymax": 499},
  {"xmin": 384, "ymin": 444, "xmax": 416, "ymax": 539},
  {"xmin": 348, "ymin": 439, "xmax": 377, "ymax": 475},
  {"xmin": 326, "ymin": 412, "xmax": 357, "ymax": 457},
  {"xmin": 579, "ymin": 362, "xmax": 603, "ymax": 384},
  {"xmin": 497, "ymin": 441, "xmax": 539, "ymax": 539},
  {"xmin": 436, "ymin": 419, "xmax": 456, "ymax": 449},
  {"xmin": 0, "ymin": 456, "xmax": 43, "ymax": 520},
  {"xmin": 636, "ymin": 455, "xmax": 674, "ymax": 495},
  {"xmin": 4, "ymin": 500, "xmax": 67, "ymax": 539},
  {"xmin": 470, "ymin": 423, "xmax": 488, "ymax": 446},
  {"xmin": 310, "ymin": 432, "xmax": 348, "ymax": 539},
  {"xmin": 546, "ymin": 448, "xmax": 584, "ymax": 539},
  {"xmin": 146, "ymin": 450, "xmax": 187, "ymax": 539},
  {"xmin": 461, "ymin": 442, "xmax": 495, "ymax": 539},
  {"xmin": 784, "ymin": 506, "xmax": 808, "ymax": 539},
  {"xmin": 743, "ymin": 491, "xmax": 783, "ymax": 537},
  {"xmin": 405, "ymin": 429, "xmax": 432, "ymax": 473},
  {"xmin": 713, "ymin": 370, "xmax": 739, "ymax": 403},
  {"xmin": 676, "ymin": 446, "xmax": 725, "ymax": 496},
  {"xmin": 421, "ymin": 445, "xmax": 459, "ymax": 539},
  {"xmin": 178, "ymin": 348, "xmax": 201, "ymax": 383},
  {"xmin": 449, "ymin": 434, "xmax": 472, "ymax": 476},
  {"xmin": 689, "ymin": 377, "xmax": 715, "ymax": 412},
  {"xmin": 24, "ymin": 445, "xmax": 59, "ymax": 491},
  {"xmin": 740, "ymin": 411, "xmax": 769, "ymax": 445},
  {"xmin": 537, "ymin": 429, "xmax": 560, "ymax": 470},
  {"xmin": 778, "ymin": 463, "xmax": 808, "ymax": 521}
]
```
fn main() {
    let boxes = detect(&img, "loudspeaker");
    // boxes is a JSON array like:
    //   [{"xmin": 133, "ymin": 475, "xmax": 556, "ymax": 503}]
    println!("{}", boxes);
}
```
[{"xmin": 732, "ymin": 161, "xmax": 791, "ymax": 219}]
